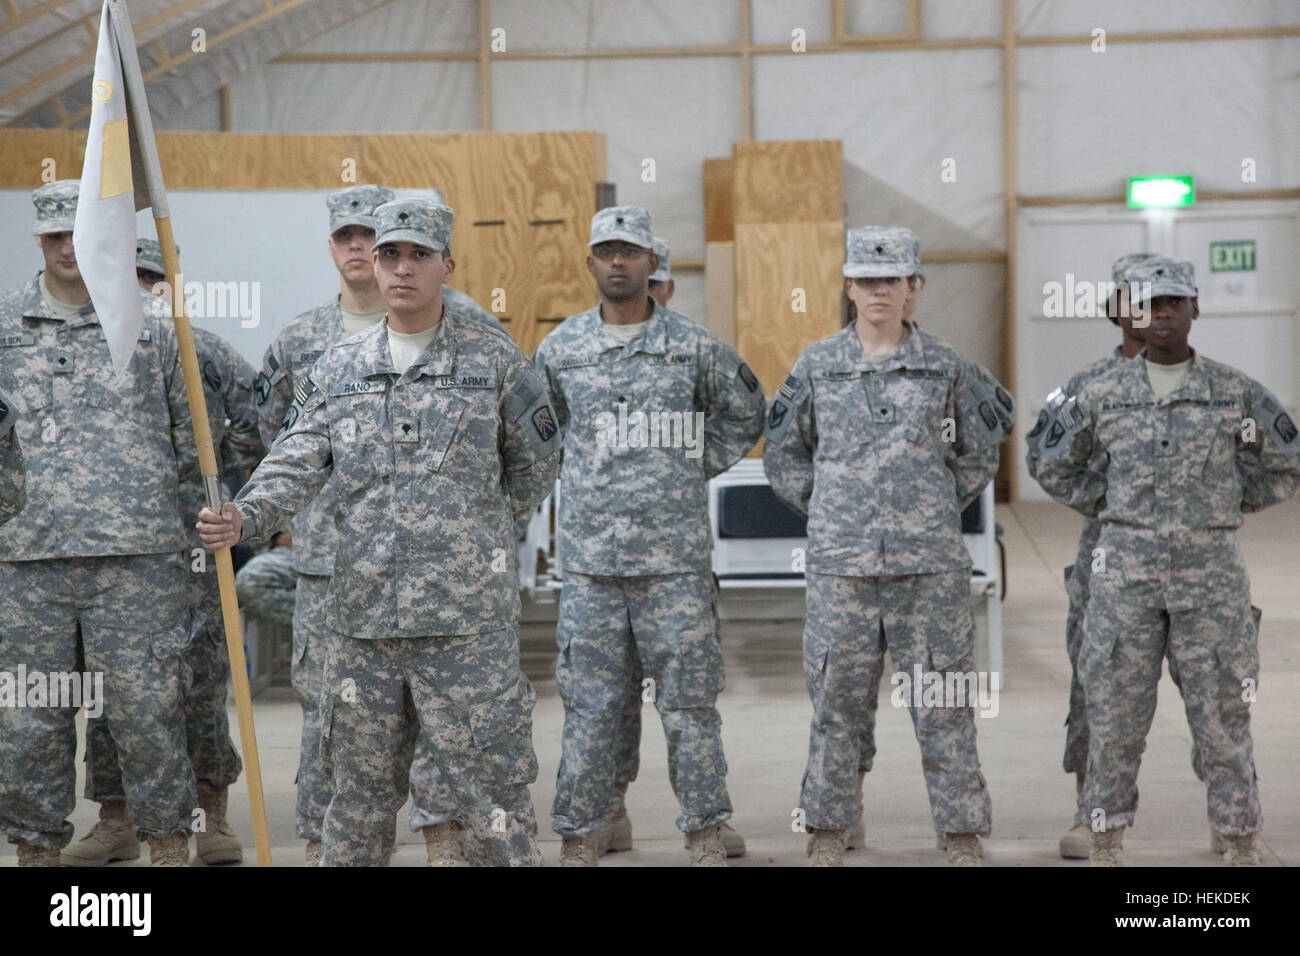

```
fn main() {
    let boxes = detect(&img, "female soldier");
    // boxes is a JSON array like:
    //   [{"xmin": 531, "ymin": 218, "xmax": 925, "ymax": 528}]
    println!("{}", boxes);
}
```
[{"xmin": 763, "ymin": 226, "xmax": 1013, "ymax": 866}]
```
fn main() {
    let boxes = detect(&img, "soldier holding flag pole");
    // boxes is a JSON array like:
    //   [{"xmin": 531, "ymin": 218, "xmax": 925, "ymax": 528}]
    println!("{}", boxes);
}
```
[{"xmin": 61, "ymin": 0, "xmax": 269, "ymax": 865}]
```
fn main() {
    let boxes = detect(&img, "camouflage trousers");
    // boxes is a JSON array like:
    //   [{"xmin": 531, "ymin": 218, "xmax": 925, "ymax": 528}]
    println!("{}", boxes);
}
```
[
  {"xmin": 612, "ymin": 573, "xmax": 726, "ymax": 786},
  {"xmin": 801, "ymin": 571, "xmax": 992, "ymax": 834},
  {"xmin": 552, "ymin": 571, "xmax": 732, "ymax": 836},
  {"xmin": 1062, "ymin": 516, "xmax": 1103, "ymax": 778},
  {"xmin": 86, "ymin": 560, "xmax": 243, "ymax": 802},
  {"xmin": 234, "ymin": 546, "xmax": 296, "ymax": 629},
  {"xmin": 0, "ymin": 554, "xmax": 196, "ymax": 848},
  {"xmin": 319, "ymin": 627, "xmax": 542, "ymax": 867},
  {"xmin": 295, "ymin": 574, "xmax": 463, "ymax": 848},
  {"xmin": 292, "ymin": 573, "xmax": 331, "ymax": 841},
  {"xmin": 1079, "ymin": 584, "xmax": 1262, "ymax": 835}
]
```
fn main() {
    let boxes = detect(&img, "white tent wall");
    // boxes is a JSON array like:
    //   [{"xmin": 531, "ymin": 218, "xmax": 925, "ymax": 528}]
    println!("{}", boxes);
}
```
[{"xmin": 1018, "ymin": 38, "xmax": 1300, "ymax": 196}]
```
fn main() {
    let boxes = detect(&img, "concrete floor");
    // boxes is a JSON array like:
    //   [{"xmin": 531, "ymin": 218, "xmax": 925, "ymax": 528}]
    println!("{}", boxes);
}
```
[{"xmin": 3, "ymin": 500, "xmax": 1297, "ymax": 867}]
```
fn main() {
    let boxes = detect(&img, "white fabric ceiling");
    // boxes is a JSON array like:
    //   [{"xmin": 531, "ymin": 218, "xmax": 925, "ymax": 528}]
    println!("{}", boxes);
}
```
[{"xmin": 5, "ymin": 0, "xmax": 1297, "ymax": 371}]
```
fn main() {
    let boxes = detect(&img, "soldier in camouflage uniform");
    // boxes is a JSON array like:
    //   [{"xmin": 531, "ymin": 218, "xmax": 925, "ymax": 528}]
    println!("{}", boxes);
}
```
[
  {"xmin": 0, "ymin": 181, "xmax": 198, "ymax": 867},
  {"xmin": 234, "ymin": 541, "xmax": 297, "ymax": 628},
  {"xmin": 256, "ymin": 185, "xmax": 511, "ymax": 865},
  {"xmin": 535, "ymin": 206, "xmax": 765, "ymax": 867},
  {"xmin": 1032, "ymin": 257, "xmax": 1300, "ymax": 867},
  {"xmin": 63, "ymin": 240, "xmax": 266, "ymax": 867},
  {"xmin": 844, "ymin": 236, "xmax": 931, "ymax": 854},
  {"xmin": 596, "ymin": 234, "xmax": 747, "ymax": 860},
  {"xmin": 0, "ymin": 390, "xmax": 23, "ymax": 526},
  {"xmin": 1024, "ymin": 251, "xmax": 1152, "ymax": 859},
  {"xmin": 201, "ymin": 198, "xmax": 560, "ymax": 867},
  {"xmin": 764, "ymin": 226, "xmax": 1013, "ymax": 867}
]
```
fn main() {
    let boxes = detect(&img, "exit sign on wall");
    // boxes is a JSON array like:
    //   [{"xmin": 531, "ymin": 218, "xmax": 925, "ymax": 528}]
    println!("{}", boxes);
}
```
[{"xmin": 1210, "ymin": 240, "xmax": 1256, "ymax": 272}]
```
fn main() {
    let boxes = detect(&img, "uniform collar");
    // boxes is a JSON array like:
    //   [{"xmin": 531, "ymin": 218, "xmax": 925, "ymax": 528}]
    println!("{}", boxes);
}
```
[
  {"xmin": 1134, "ymin": 347, "xmax": 1211, "ymax": 403},
  {"xmin": 352, "ymin": 305, "xmax": 459, "ymax": 381},
  {"xmin": 588, "ymin": 297, "xmax": 669, "ymax": 357},
  {"xmin": 21, "ymin": 272, "xmax": 98, "ymax": 326},
  {"xmin": 841, "ymin": 319, "xmax": 926, "ymax": 372}
]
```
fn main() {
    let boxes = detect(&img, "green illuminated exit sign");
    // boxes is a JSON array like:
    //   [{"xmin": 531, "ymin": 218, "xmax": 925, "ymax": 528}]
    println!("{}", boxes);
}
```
[
  {"xmin": 1210, "ymin": 240, "xmax": 1256, "ymax": 272},
  {"xmin": 1127, "ymin": 175, "xmax": 1194, "ymax": 208}
]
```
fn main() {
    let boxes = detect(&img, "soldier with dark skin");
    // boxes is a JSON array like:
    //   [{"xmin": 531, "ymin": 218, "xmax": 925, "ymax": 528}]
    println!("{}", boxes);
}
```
[
  {"xmin": 1025, "ymin": 252, "xmax": 1152, "ymax": 859},
  {"xmin": 535, "ymin": 207, "xmax": 765, "ymax": 866},
  {"xmin": 596, "ymin": 233, "xmax": 748, "ymax": 861},
  {"xmin": 1034, "ymin": 257, "xmax": 1300, "ymax": 866}
]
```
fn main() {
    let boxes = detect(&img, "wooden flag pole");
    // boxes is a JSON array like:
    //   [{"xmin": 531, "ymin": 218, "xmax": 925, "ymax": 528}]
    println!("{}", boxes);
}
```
[
  {"xmin": 107, "ymin": 0, "xmax": 272, "ymax": 866},
  {"xmin": 156, "ymin": 218, "xmax": 273, "ymax": 868}
]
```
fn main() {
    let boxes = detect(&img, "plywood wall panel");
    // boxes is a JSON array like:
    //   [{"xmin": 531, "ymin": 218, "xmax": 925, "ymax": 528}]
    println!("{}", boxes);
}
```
[
  {"xmin": 732, "ymin": 139, "xmax": 843, "ymax": 224},
  {"xmin": 734, "ymin": 220, "xmax": 843, "ymax": 395}
]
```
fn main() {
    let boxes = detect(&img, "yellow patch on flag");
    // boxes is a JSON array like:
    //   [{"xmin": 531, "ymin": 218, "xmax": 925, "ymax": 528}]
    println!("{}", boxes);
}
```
[{"xmin": 100, "ymin": 118, "xmax": 133, "ymax": 200}]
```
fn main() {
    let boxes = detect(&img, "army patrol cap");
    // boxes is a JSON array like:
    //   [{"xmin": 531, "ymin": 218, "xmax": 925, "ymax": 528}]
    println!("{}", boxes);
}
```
[
  {"xmin": 372, "ymin": 197, "xmax": 454, "ymax": 253},
  {"xmin": 843, "ymin": 226, "xmax": 919, "ymax": 278},
  {"xmin": 33, "ymin": 180, "xmax": 80, "ymax": 235},
  {"xmin": 327, "ymin": 184, "xmax": 396, "ymax": 235},
  {"xmin": 589, "ymin": 205, "xmax": 653, "ymax": 249},
  {"xmin": 1127, "ymin": 256, "xmax": 1197, "ymax": 305},
  {"xmin": 135, "ymin": 238, "xmax": 177, "ymax": 276},
  {"xmin": 1111, "ymin": 251, "xmax": 1157, "ymax": 286},
  {"xmin": 649, "ymin": 236, "xmax": 671, "ymax": 281}
]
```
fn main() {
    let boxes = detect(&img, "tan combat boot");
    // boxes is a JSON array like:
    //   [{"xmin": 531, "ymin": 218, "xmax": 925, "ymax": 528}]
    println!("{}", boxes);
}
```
[
  {"xmin": 1090, "ymin": 826, "xmax": 1124, "ymax": 867},
  {"xmin": 305, "ymin": 839, "xmax": 322, "ymax": 867},
  {"xmin": 719, "ymin": 822, "xmax": 746, "ymax": 858},
  {"xmin": 598, "ymin": 782, "xmax": 633, "ymax": 855},
  {"xmin": 422, "ymin": 821, "xmax": 469, "ymax": 867},
  {"xmin": 17, "ymin": 841, "xmax": 61, "ymax": 867},
  {"xmin": 1221, "ymin": 833, "xmax": 1259, "ymax": 867},
  {"xmin": 560, "ymin": 833, "xmax": 599, "ymax": 867},
  {"xmin": 60, "ymin": 800, "xmax": 140, "ymax": 866},
  {"xmin": 195, "ymin": 782, "xmax": 243, "ymax": 865},
  {"xmin": 1060, "ymin": 774, "xmax": 1090, "ymax": 859},
  {"xmin": 686, "ymin": 824, "xmax": 727, "ymax": 867},
  {"xmin": 688, "ymin": 820, "xmax": 746, "ymax": 858},
  {"xmin": 806, "ymin": 828, "xmax": 846, "ymax": 867},
  {"xmin": 945, "ymin": 833, "xmax": 984, "ymax": 867},
  {"xmin": 146, "ymin": 831, "xmax": 190, "ymax": 867}
]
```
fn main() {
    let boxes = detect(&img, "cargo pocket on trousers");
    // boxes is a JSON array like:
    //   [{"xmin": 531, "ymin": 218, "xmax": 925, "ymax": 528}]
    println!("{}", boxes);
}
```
[
  {"xmin": 927, "ymin": 599, "xmax": 975, "ymax": 674},
  {"xmin": 662, "ymin": 625, "xmax": 726, "ymax": 710},
  {"xmin": 1213, "ymin": 605, "xmax": 1260, "ymax": 699},
  {"xmin": 469, "ymin": 677, "xmax": 539, "ymax": 786},
  {"xmin": 150, "ymin": 622, "xmax": 192, "ymax": 660}
]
